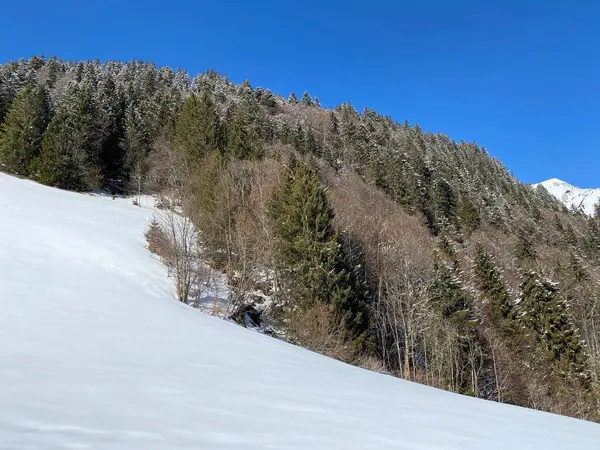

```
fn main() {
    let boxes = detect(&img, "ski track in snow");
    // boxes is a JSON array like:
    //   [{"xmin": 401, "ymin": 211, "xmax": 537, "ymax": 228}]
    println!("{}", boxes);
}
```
[{"xmin": 1, "ymin": 172, "xmax": 600, "ymax": 449}]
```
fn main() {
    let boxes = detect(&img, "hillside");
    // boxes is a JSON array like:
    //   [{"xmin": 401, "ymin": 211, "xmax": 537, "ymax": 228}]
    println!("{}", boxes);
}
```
[
  {"xmin": 536, "ymin": 178, "xmax": 600, "ymax": 216},
  {"xmin": 1, "ymin": 56, "xmax": 600, "ymax": 422},
  {"xmin": 1, "ymin": 171, "xmax": 600, "ymax": 448}
]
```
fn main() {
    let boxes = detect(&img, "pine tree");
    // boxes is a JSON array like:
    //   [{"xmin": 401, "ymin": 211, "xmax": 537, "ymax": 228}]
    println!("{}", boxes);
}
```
[
  {"xmin": 287, "ymin": 92, "xmax": 298, "ymax": 104},
  {"xmin": 268, "ymin": 159, "xmax": 369, "ymax": 341},
  {"xmin": 0, "ymin": 85, "xmax": 50, "ymax": 176}
]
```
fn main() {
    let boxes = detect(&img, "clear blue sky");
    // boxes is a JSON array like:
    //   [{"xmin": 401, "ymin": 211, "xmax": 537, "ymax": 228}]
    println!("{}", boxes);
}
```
[{"xmin": 2, "ymin": 0, "xmax": 599, "ymax": 187}]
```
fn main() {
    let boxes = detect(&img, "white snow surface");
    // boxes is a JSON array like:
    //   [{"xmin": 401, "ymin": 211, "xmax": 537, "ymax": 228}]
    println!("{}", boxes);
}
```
[
  {"xmin": 1, "ymin": 173, "xmax": 600, "ymax": 450},
  {"xmin": 535, "ymin": 178, "xmax": 600, "ymax": 216}
]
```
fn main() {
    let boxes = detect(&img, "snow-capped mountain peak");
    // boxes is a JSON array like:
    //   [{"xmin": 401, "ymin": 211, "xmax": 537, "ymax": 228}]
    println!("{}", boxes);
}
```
[{"xmin": 534, "ymin": 178, "xmax": 600, "ymax": 216}]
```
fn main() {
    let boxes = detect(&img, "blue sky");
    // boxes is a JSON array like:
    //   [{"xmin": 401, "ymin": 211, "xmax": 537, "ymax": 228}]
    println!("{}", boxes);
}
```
[{"xmin": 2, "ymin": 0, "xmax": 599, "ymax": 186}]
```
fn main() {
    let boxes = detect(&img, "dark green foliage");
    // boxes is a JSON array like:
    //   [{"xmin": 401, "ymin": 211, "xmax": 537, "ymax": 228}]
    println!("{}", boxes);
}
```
[
  {"xmin": 433, "ymin": 178, "xmax": 457, "ymax": 228},
  {"xmin": 437, "ymin": 234, "xmax": 457, "ymax": 262},
  {"xmin": 515, "ymin": 227, "xmax": 537, "ymax": 262},
  {"xmin": 224, "ymin": 103, "xmax": 259, "ymax": 159},
  {"xmin": 473, "ymin": 243, "xmax": 512, "ymax": 323},
  {"xmin": 37, "ymin": 108, "xmax": 85, "ymax": 190},
  {"xmin": 458, "ymin": 196, "xmax": 480, "ymax": 234},
  {"xmin": 415, "ymin": 165, "xmax": 437, "ymax": 234},
  {"xmin": 37, "ymin": 83, "xmax": 105, "ymax": 189},
  {"xmin": 259, "ymin": 89, "xmax": 277, "ymax": 113},
  {"xmin": 287, "ymin": 92, "xmax": 298, "ymax": 104},
  {"xmin": 0, "ymin": 85, "xmax": 50, "ymax": 175},
  {"xmin": 567, "ymin": 253, "xmax": 587, "ymax": 282},
  {"xmin": 304, "ymin": 126, "xmax": 319, "ymax": 156},
  {"xmin": 302, "ymin": 90, "xmax": 313, "ymax": 106},
  {"xmin": 192, "ymin": 151, "xmax": 228, "ymax": 265},
  {"xmin": 98, "ymin": 76, "xmax": 125, "ymax": 180},
  {"xmin": 429, "ymin": 258, "xmax": 481, "ymax": 394},
  {"xmin": 173, "ymin": 92, "xmax": 223, "ymax": 169},
  {"xmin": 268, "ymin": 159, "xmax": 369, "ymax": 341},
  {"xmin": 430, "ymin": 259, "xmax": 473, "ymax": 327},
  {"xmin": 292, "ymin": 123, "xmax": 304, "ymax": 153},
  {"xmin": 583, "ymin": 218, "xmax": 600, "ymax": 258},
  {"xmin": 518, "ymin": 272, "xmax": 589, "ymax": 379}
]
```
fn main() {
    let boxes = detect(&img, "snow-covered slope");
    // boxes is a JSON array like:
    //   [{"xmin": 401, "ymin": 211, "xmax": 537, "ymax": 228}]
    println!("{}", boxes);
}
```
[
  {"xmin": 1, "ymin": 173, "xmax": 599, "ymax": 450},
  {"xmin": 535, "ymin": 178, "xmax": 600, "ymax": 216}
]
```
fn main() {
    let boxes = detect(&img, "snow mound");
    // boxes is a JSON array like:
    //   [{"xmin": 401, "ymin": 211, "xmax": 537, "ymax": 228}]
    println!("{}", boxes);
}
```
[
  {"xmin": 1, "ymin": 172, "xmax": 599, "ymax": 449},
  {"xmin": 535, "ymin": 178, "xmax": 600, "ymax": 216}
]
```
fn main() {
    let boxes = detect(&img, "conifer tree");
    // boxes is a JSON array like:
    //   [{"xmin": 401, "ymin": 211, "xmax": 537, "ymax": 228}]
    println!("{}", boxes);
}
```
[
  {"xmin": 515, "ymin": 227, "xmax": 537, "ymax": 262},
  {"xmin": 305, "ymin": 126, "xmax": 319, "ymax": 156},
  {"xmin": 433, "ymin": 178, "xmax": 457, "ymax": 228},
  {"xmin": 567, "ymin": 252, "xmax": 587, "ymax": 283},
  {"xmin": 302, "ymin": 90, "xmax": 313, "ymax": 106},
  {"xmin": 473, "ymin": 243, "xmax": 512, "ymax": 323},
  {"xmin": 0, "ymin": 85, "xmax": 50, "ymax": 176},
  {"xmin": 458, "ymin": 196, "xmax": 480, "ymax": 234},
  {"xmin": 429, "ymin": 257, "xmax": 480, "ymax": 394},
  {"xmin": 37, "ymin": 84, "xmax": 106, "ymax": 190},
  {"xmin": 172, "ymin": 92, "xmax": 223, "ymax": 171},
  {"xmin": 292, "ymin": 123, "xmax": 304, "ymax": 153},
  {"xmin": 430, "ymin": 259, "xmax": 472, "ymax": 327},
  {"xmin": 37, "ymin": 108, "xmax": 84, "ymax": 190},
  {"xmin": 260, "ymin": 89, "xmax": 277, "ymax": 113},
  {"xmin": 224, "ymin": 103, "xmax": 257, "ymax": 159},
  {"xmin": 268, "ymin": 159, "xmax": 368, "ymax": 341},
  {"xmin": 519, "ymin": 272, "xmax": 589, "ymax": 378},
  {"xmin": 287, "ymin": 92, "xmax": 298, "ymax": 104}
]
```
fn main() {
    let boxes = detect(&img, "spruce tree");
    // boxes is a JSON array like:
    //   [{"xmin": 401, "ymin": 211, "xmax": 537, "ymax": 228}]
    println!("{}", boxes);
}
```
[
  {"xmin": 473, "ymin": 243, "xmax": 512, "ymax": 323},
  {"xmin": 98, "ymin": 75, "xmax": 125, "ymax": 180},
  {"xmin": 304, "ymin": 126, "xmax": 319, "ymax": 155},
  {"xmin": 433, "ymin": 178, "xmax": 457, "ymax": 228},
  {"xmin": 37, "ymin": 83, "xmax": 105, "ymax": 190},
  {"xmin": 519, "ymin": 271, "xmax": 589, "ymax": 378},
  {"xmin": 37, "ymin": 108, "xmax": 84, "ymax": 190},
  {"xmin": 302, "ymin": 90, "xmax": 313, "ymax": 106},
  {"xmin": 515, "ymin": 227, "xmax": 537, "ymax": 262},
  {"xmin": 224, "ymin": 103, "xmax": 256, "ymax": 160},
  {"xmin": 0, "ymin": 85, "xmax": 50, "ymax": 176},
  {"xmin": 268, "ymin": 159, "xmax": 368, "ymax": 341},
  {"xmin": 430, "ymin": 259, "xmax": 473, "ymax": 327},
  {"xmin": 429, "ymin": 257, "xmax": 479, "ymax": 394},
  {"xmin": 172, "ymin": 92, "xmax": 223, "ymax": 171}
]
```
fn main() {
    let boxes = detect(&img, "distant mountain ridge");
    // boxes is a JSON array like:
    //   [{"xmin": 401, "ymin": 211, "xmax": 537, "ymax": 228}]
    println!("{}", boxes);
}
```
[{"xmin": 535, "ymin": 178, "xmax": 600, "ymax": 216}]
